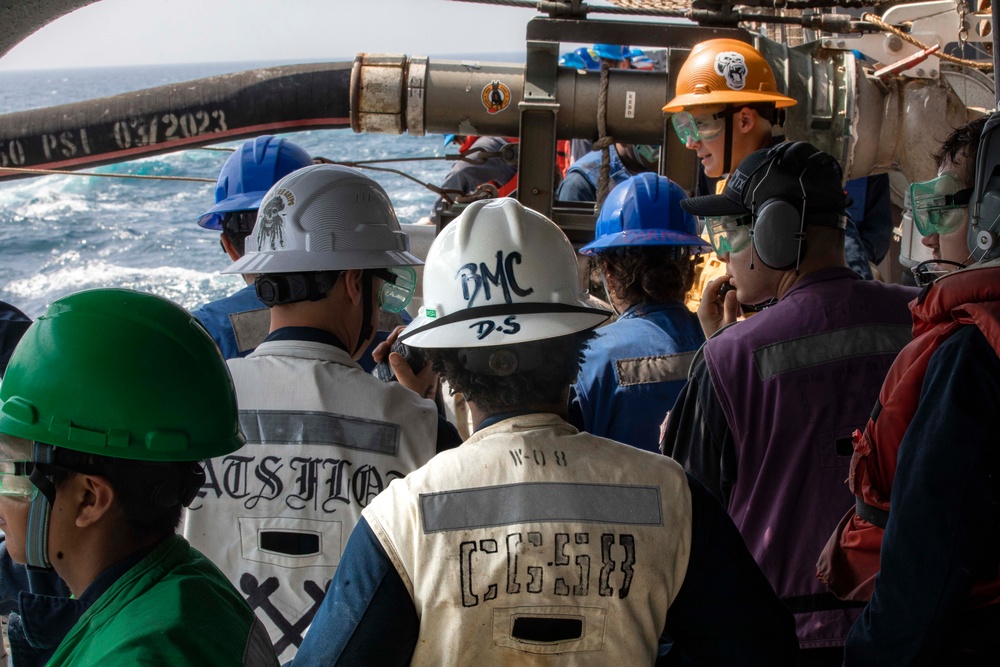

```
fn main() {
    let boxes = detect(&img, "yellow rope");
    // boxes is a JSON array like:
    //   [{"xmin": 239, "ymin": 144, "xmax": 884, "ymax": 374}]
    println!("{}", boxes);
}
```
[{"xmin": 862, "ymin": 12, "xmax": 993, "ymax": 71}]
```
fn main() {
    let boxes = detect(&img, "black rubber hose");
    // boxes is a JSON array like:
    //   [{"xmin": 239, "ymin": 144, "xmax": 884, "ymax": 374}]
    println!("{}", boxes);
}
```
[{"xmin": 0, "ymin": 61, "xmax": 352, "ymax": 180}]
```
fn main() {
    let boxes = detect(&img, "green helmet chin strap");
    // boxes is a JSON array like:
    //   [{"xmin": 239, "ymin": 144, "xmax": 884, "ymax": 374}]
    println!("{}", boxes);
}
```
[{"xmin": 26, "ymin": 443, "xmax": 56, "ymax": 571}]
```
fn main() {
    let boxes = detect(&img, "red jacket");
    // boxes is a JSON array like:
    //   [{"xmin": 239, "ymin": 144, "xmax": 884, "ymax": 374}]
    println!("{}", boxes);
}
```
[{"xmin": 818, "ymin": 261, "xmax": 1000, "ymax": 605}]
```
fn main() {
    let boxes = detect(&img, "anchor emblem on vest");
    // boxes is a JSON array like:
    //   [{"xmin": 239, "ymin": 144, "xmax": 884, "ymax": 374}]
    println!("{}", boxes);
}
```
[{"xmin": 240, "ymin": 573, "xmax": 330, "ymax": 656}]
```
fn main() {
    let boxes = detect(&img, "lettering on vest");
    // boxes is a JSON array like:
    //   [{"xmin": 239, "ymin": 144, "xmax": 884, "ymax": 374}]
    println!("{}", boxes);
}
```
[
  {"xmin": 191, "ymin": 454, "xmax": 404, "ymax": 513},
  {"xmin": 508, "ymin": 448, "xmax": 569, "ymax": 467},
  {"xmin": 460, "ymin": 530, "xmax": 636, "ymax": 607},
  {"xmin": 457, "ymin": 250, "xmax": 534, "ymax": 308}
]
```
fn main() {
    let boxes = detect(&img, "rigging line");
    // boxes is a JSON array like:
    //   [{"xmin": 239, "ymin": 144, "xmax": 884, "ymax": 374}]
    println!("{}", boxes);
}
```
[
  {"xmin": 0, "ymin": 167, "xmax": 215, "ymax": 183},
  {"xmin": 312, "ymin": 157, "xmax": 455, "ymax": 202},
  {"xmin": 444, "ymin": 0, "xmax": 687, "ymax": 18},
  {"xmin": 862, "ymin": 12, "xmax": 993, "ymax": 70},
  {"xmin": 340, "ymin": 155, "xmax": 454, "ymax": 165}
]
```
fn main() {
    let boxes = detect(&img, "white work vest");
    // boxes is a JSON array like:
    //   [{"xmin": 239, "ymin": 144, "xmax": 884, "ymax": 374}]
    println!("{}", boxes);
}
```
[
  {"xmin": 183, "ymin": 339, "xmax": 438, "ymax": 662},
  {"xmin": 364, "ymin": 413, "xmax": 692, "ymax": 666}
]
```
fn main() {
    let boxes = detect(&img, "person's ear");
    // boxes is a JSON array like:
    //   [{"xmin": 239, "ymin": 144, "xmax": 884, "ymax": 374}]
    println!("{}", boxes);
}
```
[
  {"xmin": 74, "ymin": 474, "xmax": 117, "ymax": 528},
  {"xmin": 736, "ymin": 107, "xmax": 757, "ymax": 133},
  {"xmin": 219, "ymin": 233, "xmax": 243, "ymax": 262},
  {"xmin": 343, "ymin": 269, "xmax": 364, "ymax": 305}
]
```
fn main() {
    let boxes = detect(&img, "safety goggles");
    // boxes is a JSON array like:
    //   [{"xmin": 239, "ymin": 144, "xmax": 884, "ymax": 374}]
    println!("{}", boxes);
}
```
[
  {"xmin": 373, "ymin": 265, "xmax": 417, "ymax": 314},
  {"xmin": 0, "ymin": 460, "xmax": 37, "ymax": 500},
  {"xmin": 671, "ymin": 111, "xmax": 728, "ymax": 145},
  {"xmin": 909, "ymin": 172, "xmax": 973, "ymax": 236},
  {"xmin": 703, "ymin": 214, "xmax": 753, "ymax": 256},
  {"xmin": 633, "ymin": 144, "xmax": 661, "ymax": 166}
]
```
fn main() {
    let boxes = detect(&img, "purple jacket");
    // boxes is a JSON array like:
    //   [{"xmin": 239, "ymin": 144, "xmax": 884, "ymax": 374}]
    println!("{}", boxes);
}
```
[{"xmin": 703, "ymin": 267, "xmax": 917, "ymax": 648}]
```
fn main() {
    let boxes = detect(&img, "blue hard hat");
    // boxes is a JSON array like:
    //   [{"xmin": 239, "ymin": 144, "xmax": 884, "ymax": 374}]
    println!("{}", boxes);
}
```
[
  {"xmin": 559, "ymin": 53, "xmax": 588, "ymax": 70},
  {"xmin": 580, "ymin": 173, "xmax": 710, "ymax": 256},
  {"xmin": 197, "ymin": 136, "xmax": 313, "ymax": 230},
  {"xmin": 574, "ymin": 47, "xmax": 601, "ymax": 71},
  {"xmin": 592, "ymin": 44, "xmax": 628, "ymax": 61},
  {"xmin": 443, "ymin": 134, "xmax": 457, "ymax": 146},
  {"xmin": 625, "ymin": 47, "xmax": 646, "ymax": 60}
]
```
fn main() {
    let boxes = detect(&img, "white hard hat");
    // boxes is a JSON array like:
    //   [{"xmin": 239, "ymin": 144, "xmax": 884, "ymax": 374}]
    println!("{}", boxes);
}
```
[
  {"xmin": 223, "ymin": 164, "xmax": 422, "ymax": 275},
  {"xmin": 399, "ymin": 198, "xmax": 611, "ymax": 349}
]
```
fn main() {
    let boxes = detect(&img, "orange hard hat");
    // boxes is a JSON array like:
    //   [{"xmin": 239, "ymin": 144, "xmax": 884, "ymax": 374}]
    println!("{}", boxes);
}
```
[{"xmin": 663, "ymin": 39, "xmax": 797, "ymax": 113}]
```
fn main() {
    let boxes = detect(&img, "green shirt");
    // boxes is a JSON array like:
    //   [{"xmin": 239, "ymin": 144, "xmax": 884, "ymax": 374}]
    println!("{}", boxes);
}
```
[{"xmin": 47, "ymin": 535, "xmax": 277, "ymax": 666}]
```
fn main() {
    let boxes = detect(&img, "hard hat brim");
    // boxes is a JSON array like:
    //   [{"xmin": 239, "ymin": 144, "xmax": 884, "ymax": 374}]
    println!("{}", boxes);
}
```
[
  {"xmin": 662, "ymin": 90, "xmax": 797, "ymax": 113},
  {"xmin": 580, "ymin": 229, "xmax": 712, "ymax": 255},
  {"xmin": 197, "ymin": 191, "xmax": 268, "ymax": 229},
  {"xmin": 222, "ymin": 248, "xmax": 424, "ymax": 274},
  {"xmin": 399, "ymin": 301, "xmax": 611, "ymax": 349}
]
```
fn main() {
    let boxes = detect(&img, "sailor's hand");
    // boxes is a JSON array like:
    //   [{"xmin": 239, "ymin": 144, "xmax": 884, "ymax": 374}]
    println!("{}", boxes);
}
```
[
  {"xmin": 389, "ymin": 351, "xmax": 439, "ymax": 400},
  {"xmin": 376, "ymin": 325, "xmax": 440, "ymax": 400},
  {"xmin": 697, "ymin": 275, "xmax": 740, "ymax": 338},
  {"xmin": 372, "ymin": 325, "xmax": 405, "ymax": 365}
]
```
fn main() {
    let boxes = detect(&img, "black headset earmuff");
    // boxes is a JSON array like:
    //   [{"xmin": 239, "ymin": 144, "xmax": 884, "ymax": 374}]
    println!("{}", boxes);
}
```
[
  {"xmin": 254, "ymin": 271, "xmax": 340, "ymax": 307},
  {"xmin": 750, "ymin": 142, "xmax": 818, "ymax": 270}
]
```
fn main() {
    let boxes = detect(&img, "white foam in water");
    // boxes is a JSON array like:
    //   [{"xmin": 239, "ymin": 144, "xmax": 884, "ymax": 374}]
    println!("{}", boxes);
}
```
[
  {"xmin": 0, "ymin": 63, "xmax": 453, "ymax": 317},
  {"xmin": 4, "ymin": 259, "xmax": 240, "ymax": 316}
]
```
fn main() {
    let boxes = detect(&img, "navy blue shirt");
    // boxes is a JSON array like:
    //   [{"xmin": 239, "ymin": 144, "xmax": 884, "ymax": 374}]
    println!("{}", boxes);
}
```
[
  {"xmin": 845, "ymin": 325, "xmax": 1000, "ymax": 665},
  {"xmin": 0, "ymin": 300, "xmax": 31, "ymax": 376}
]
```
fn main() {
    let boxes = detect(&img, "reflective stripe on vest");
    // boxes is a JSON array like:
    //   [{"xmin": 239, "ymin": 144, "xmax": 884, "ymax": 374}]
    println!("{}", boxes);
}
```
[{"xmin": 753, "ymin": 323, "xmax": 913, "ymax": 380}]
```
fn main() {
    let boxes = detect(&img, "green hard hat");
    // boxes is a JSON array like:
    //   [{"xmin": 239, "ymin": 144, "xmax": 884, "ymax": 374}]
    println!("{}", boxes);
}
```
[{"xmin": 0, "ymin": 289, "xmax": 245, "ymax": 462}]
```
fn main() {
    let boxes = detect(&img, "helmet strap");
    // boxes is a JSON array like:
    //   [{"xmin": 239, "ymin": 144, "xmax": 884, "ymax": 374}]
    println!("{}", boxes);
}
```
[
  {"xmin": 354, "ymin": 270, "xmax": 375, "ymax": 357},
  {"xmin": 723, "ymin": 112, "xmax": 734, "ymax": 176},
  {"xmin": 25, "ymin": 443, "xmax": 56, "ymax": 571}
]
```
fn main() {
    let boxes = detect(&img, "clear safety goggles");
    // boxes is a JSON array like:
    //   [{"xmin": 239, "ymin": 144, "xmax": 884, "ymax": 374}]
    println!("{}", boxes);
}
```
[
  {"xmin": 633, "ymin": 144, "xmax": 661, "ymax": 165},
  {"xmin": 671, "ymin": 111, "xmax": 727, "ymax": 146},
  {"xmin": 0, "ymin": 461, "xmax": 37, "ymax": 500},
  {"xmin": 703, "ymin": 214, "xmax": 753, "ymax": 256},
  {"xmin": 909, "ymin": 172, "xmax": 973, "ymax": 236},
  {"xmin": 373, "ymin": 265, "xmax": 417, "ymax": 314}
]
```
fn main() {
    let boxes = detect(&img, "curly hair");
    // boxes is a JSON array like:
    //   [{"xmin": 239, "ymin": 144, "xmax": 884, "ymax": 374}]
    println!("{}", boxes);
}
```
[
  {"xmin": 934, "ymin": 115, "xmax": 988, "ymax": 186},
  {"xmin": 596, "ymin": 246, "xmax": 697, "ymax": 307},
  {"xmin": 427, "ymin": 331, "xmax": 596, "ymax": 415}
]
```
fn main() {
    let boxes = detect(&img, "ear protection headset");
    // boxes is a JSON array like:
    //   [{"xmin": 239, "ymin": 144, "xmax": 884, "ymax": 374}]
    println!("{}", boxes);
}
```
[
  {"xmin": 746, "ymin": 142, "xmax": 845, "ymax": 270},
  {"xmin": 255, "ymin": 271, "xmax": 341, "ymax": 307}
]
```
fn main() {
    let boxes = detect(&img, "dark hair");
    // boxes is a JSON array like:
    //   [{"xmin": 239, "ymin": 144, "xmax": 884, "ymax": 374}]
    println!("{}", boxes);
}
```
[
  {"xmin": 50, "ymin": 454, "xmax": 204, "ymax": 539},
  {"xmin": 729, "ymin": 102, "xmax": 779, "ymax": 125},
  {"xmin": 597, "ymin": 246, "xmax": 696, "ymax": 306},
  {"xmin": 220, "ymin": 210, "xmax": 258, "ymax": 259},
  {"xmin": 427, "ymin": 331, "xmax": 596, "ymax": 414},
  {"xmin": 934, "ymin": 115, "xmax": 988, "ymax": 186}
]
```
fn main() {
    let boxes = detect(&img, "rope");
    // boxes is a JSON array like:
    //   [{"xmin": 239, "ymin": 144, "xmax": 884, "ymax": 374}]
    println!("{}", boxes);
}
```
[
  {"xmin": 594, "ymin": 61, "xmax": 615, "ymax": 210},
  {"xmin": 862, "ymin": 12, "xmax": 993, "ymax": 71},
  {"xmin": 445, "ymin": 0, "xmax": 687, "ymax": 18},
  {"xmin": 0, "ymin": 166, "xmax": 215, "ymax": 182},
  {"xmin": 312, "ymin": 156, "xmax": 457, "ymax": 203}
]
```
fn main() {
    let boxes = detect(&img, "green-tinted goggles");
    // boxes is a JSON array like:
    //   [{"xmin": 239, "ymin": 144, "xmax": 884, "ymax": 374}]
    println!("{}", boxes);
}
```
[
  {"xmin": 373, "ymin": 265, "xmax": 417, "ymax": 314},
  {"xmin": 0, "ymin": 460, "xmax": 38, "ymax": 500},
  {"xmin": 671, "ymin": 111, "xmax": 726, "ymax": 145},
  {"xmin": 909, "ymin": 172, "xmax": 972, "ymax": 236},
  {"xmin": 704, "ymin": 214, "xmax": 752, "ymax": 256}
]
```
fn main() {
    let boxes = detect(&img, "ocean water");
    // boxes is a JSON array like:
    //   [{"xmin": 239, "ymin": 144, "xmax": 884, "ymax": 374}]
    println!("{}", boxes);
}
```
[{"xmin": 0, "ymin": 61, "xmax": 454, "ymax": 317}]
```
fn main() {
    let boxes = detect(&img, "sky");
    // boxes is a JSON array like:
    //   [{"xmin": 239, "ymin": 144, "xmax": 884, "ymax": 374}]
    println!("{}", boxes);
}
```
[{"xmin": 0, "ymin": 0, "xmax": 604, "ymax": 70}]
